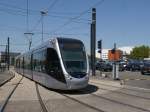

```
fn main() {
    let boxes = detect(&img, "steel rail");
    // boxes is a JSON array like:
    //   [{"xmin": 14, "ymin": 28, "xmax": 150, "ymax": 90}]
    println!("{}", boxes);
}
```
[
  {"xmin": 61, "ymin": 93, "xmax": 105, "ymax": 112},
  {"xmin": 35, "ymin": 83, "xmax": 48, "ymax": 112},
  {"xmin": 90, "ymin": 81, "xmax": 150, "ymax": 93},
  {"xmin": 0, "ymin": 75, "xmax": 23, "ymax": 112}
]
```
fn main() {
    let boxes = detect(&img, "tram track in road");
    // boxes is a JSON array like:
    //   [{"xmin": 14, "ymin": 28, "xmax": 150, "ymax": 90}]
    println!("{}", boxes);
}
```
[
  {"xmin": 0, "ymin": 71, "xmax": 15, "ymax": 87},
  {"xmin": 0, "ymin": 75, "xmax": 23, "ymax": 112},
  {"xmin": 61, "ymin": 89, "xmax": 150, "ymax": 112},
  {"xmin": 90, "ymin": 93, "xmax": 150, "ymax": 112},
  {"xmin": 93, "ymin": 85, "xmax": 150, "ymax": 100},
  {"xmin": 88, "ymin": 82, "xmax": 150, "ymax": 112},
  {"xmin": 36, "ymin": 83, "xmax": 105, "ymax": 112},
  {"xmin": 61, "ymin": 93, "xmax": 105, "ymax": 112},
  {"xmin": 35, "ymin": 83, "xmax": 48, "ymax": 112},
  {"xmin": 90, "ymin": 81, "xmax": 150, "ymax": 93},
  {"xmin": 35, "ymin": 82, "xmax": 150, "ymax": 112}
]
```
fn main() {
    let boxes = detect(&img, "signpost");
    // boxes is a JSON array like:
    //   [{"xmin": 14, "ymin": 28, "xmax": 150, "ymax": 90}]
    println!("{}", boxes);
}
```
[{"xmin": 112, "ymin": 43, "xmax": 119, "ymax": 80}]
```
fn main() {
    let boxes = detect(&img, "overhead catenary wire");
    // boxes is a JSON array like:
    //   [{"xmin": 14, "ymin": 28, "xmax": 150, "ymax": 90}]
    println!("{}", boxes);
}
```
[
  {"xmin": 0, "ymin": 0, "xmax": 104, "ymax": 52},
  {"xmin": 30, "ymin": 16, "xmax": 42, "ymax": 32},
  {"xmin": 0, "ymin": 8, "xmax": 26, "ymax": 16},
  {"xmin": 33, "ymin": 32, "xmax": 89, "ymax": 36},
  {"xmin": 0, "ymin": 2, "xmax": 83, "ymax": 16},
  {"xmin": 0, "ymin": 2, "xmax": 39, "ymax": 13},
  {"xmin": 0, "ymin": 0, "xmax": 102, "ymax": 20},
  {"xmin": 30, "ymin": 0, "xmax": 60, "ymax": 34},
  {"xmin": 0, "ymin": 7, "xmax": 90, "ymax": 23},
  {"xmin": 30, "ymin": 0, "xmax": 101, "ymax": 39},
  {"xmin": 49, "ymin": 0, "xmax": 104, "ymax": 34},
  {"xmin": 0, "ymin": 0, "xmax": 99, "ymax": 31},
  {"xmin": 47, "ymin": 0, "xmax": 60, "ymax": 11},
  {"xmin": 0, "ymin": 1, "xmax": 90, "ymax": 24}
]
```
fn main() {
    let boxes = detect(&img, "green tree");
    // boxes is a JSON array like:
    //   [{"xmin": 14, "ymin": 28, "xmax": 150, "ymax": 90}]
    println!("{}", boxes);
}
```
[{"xmin": 129, "ymin": 45, "xmax": 150, "ymax": 60}]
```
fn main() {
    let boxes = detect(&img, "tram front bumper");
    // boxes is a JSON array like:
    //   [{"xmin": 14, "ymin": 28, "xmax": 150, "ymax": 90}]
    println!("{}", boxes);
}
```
[{"xmin": 66, "ymin": 77, "xmax": 89, "ymax": 90}]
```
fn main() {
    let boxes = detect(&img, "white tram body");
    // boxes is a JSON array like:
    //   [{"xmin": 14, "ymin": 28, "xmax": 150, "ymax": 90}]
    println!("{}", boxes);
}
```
[{"xmin": 15, "ymin": 38, "xmax": 89, "ymax": 90}]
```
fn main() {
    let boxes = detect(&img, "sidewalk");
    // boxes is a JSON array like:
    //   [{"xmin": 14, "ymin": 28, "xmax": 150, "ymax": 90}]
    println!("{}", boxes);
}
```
[
  {"xmin": 89, "ymin": 70, "xmax": 123, "ymax": 86},
  {"xmin": 0, "ymin": 70, "xmax": 15, "ymax": 86},
  {"xmin": 90, "ymin": 70, "xmax": 115, "ymax": 80}
]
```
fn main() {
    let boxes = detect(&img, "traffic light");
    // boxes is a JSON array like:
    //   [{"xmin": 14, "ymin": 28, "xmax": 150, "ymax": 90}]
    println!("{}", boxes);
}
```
[{"xmin": 98, "ymin": 40, "xmax": 102, "ymax": 49}]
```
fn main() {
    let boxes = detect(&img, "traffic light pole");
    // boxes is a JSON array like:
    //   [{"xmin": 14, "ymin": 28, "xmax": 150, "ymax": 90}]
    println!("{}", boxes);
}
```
[
  {"xmin": 7, "ymin": 37, "xmax": 10, "ymax": 70},
  {"xmin": 91, "ymin": 8, "xmax": 96, "ymax": 76},
  {"xmin": 98, "ymin": 40, "xmax": 102, "ymax": 76}
]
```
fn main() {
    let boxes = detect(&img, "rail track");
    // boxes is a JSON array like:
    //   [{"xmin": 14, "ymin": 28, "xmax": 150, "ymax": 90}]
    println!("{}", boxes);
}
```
[
  {"xmin": 0, "ymin": 74, "xmax": 23, "ymax": 112},
  {"xmin": 93, "ymin": 85, "xmax": 150, "ymax": 100},
  {"xmin": 88, "ymin": 81, "xmax": 150, "ymax": 112},
  {"xmin": 34, "ymin": 81, "xmax": 150, "ymax": 112},
  {"xmin": 36, "ymin": 83, "xmax": 105, "ymax": 112},
  {"xmin": 90, "ymin": 93, "xmax": 150, "ymax": 112},
  {"xmin": 35, "ymin": 83, "xmax": 48, "ymax": 112},
  {"xmin": 60, "ymin": 89, "xmax": 150, "ymax": 112},
  {"xmin": 90, "ymin": 81, "xmax": 150, "ymax": 93},
  {"xmin": 61, "ymin": 93, "xmax": 105, "ymax": 112}
]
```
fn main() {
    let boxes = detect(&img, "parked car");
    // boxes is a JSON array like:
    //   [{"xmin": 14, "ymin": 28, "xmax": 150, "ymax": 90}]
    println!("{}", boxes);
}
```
[
  {"xmin": 119, "ymin": 63, "xmax": 125, "ymax": 71},
  {"xmin": 96, "ymin": 62, "xmax": 112, "ymax": 72},
  {"xmin": 125, "ymin": 62, "xmax": 141, "ymax": 71},
  {"xmin": 119, "ymin": 61, "xmax": 127, "ymax": 68},
  {"xmin": 141, "ymin": 62, "xmax": 150, "ymax": 75}
]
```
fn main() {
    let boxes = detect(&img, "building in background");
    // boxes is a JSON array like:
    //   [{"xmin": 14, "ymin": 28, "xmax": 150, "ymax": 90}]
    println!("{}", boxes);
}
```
[
  {"xmin": 96, "ymin": 46, "xmax": 134, "ymax": 61},
  {"xmin": 96, "ymin": 49, "xmax": 110, "ymax": 60},
  {"xmin": 0, "ymin": 51, "xmax": 20, "ymax": 66}
]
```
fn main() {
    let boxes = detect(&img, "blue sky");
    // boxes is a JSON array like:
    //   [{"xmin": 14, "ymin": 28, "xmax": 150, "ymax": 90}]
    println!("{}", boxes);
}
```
[{"xmin": 0, "ymin": 0, "xmax": 150, "ymax": 54}]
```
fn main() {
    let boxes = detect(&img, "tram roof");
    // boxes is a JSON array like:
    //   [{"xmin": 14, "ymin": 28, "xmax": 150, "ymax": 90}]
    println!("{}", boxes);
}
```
[{"xmin": 16, "ymin": 37, "xmax": 83, "ymax": 58}]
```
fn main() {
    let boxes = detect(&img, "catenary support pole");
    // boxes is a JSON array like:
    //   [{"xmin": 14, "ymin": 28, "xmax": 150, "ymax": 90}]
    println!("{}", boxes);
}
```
[{"xmin": 91, "ymin": 8, "xmax": 96, "ymax": 76}]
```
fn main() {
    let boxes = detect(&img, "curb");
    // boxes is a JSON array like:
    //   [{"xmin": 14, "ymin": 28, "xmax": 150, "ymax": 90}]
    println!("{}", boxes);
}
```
[
  {"xmin": 122, "ymin": 78, "xmax": 150, "ymax": 81},
  {"xmin": 120, "ymin": 78, "xmax": 150, "ymax": 85},
  {"xmin": 0, "ymin": 71, "xmax": 15, "ymax": 87}
]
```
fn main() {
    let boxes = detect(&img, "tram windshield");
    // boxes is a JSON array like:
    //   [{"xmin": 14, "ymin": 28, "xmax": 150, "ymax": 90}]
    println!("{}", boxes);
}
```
[{"xmin": 58, "ymin": 38, "xmax": 87, "ymax": 74}]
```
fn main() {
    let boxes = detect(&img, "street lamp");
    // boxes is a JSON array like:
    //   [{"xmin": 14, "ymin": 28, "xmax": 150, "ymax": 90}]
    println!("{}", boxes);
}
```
[{"xmin": 40, "ymin": 10, "xmax": 48, "ymax": 43}]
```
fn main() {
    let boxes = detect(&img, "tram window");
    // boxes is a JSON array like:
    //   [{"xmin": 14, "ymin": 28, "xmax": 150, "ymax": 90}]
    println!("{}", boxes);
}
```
[
  {"xmin": 19, "ymin": 59, "xmax": 21, "ymax": 68},
  {"xmin": 17, "ymin": 59, "xmax": 20, "ymax": 68},
  {"xmin": 24, "ymin": 54, "xmax": 31, "ymax": 70},
  {"xmin": 46, "ymin": 48, "xmax": 63, "ymax": 75},
  {"xmin": 18, "ymin": 59, "xmax": 20, "ymax": 68},
  {"xmin": 33, "ymin": 50, "xmax": 46, "ymax": 73},
  {"xmin": 15, "ymin": 59, "xmax": 18, "ymax": 68},
  {"xmin": 20, "ymin": 58, "xmax": 24, "ymax": 69},
  {"xmin": 46, "ymin": 48, "xmax": 60, "ymax": 71}
]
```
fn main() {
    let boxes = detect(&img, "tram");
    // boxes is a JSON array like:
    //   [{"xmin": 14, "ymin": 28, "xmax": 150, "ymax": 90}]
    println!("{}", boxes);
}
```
[{"xmin": 15, "ymin": 38, "xmax": 89, "ymax": 90}]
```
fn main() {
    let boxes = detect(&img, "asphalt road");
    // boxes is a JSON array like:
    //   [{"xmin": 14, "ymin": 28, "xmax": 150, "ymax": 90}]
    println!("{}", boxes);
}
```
[{"xmin": 119, "ymin": 71, "xmax": 150, "ymax": 89}]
